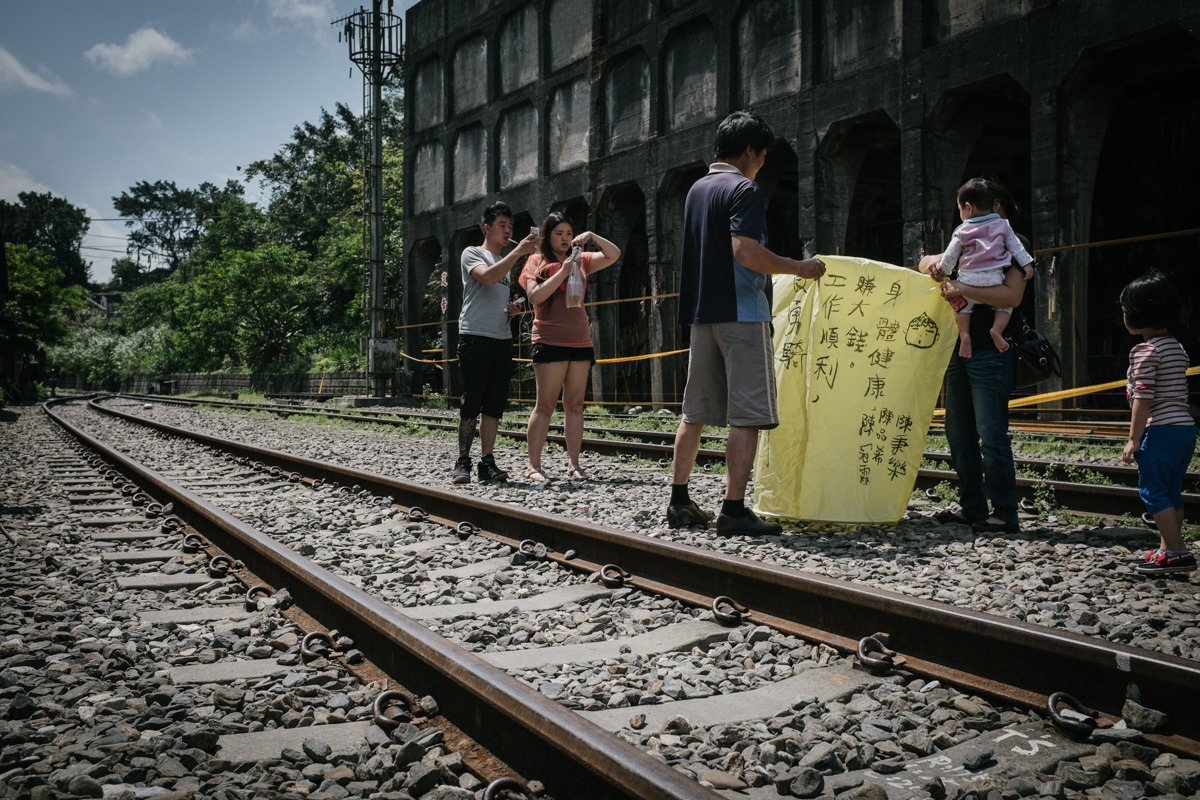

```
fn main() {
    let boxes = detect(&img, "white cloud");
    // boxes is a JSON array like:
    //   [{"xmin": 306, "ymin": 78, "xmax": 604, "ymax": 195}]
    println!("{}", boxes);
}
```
[
  {"xmin": 83, "ymin": 28, "xmax": 196, "ymax": 78},
  {"xmin": 0, "ymin": 162, "xmax": 52, "ymax": 201},
  {"xmin": 266, "ymin": 0, "xmax": 335, "ymax": 30},
  {"xmin": 145, "ymin": 111, "xmax": 164, "ymax": 130},
  {"xmin": 0, "ymin": 46, "xmax": 72, "ymax": 96},
  {"xmin": 229, "ymin": 19, "xmax": 259, "ymax": 41}
]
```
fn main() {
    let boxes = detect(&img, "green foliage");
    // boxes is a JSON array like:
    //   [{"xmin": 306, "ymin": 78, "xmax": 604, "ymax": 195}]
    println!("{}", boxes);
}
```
[
  {"xmin": 2, "ymin": 244, "xmax": 87, "ymax": 357},
  {"xmin": 112, "ymin": 179, "xmax": 243, "ymax": 272},
  {"xmin": 1031, "ymin": 479, "xmax": 1058, "ymax": 520},
  {"xmin": 174, "ymin": 244, "xmax": 311, "ymax": 372},
  {"xmin": 47, "ymin": 321, "xmax": 175, "ymax": 388},
  {"xmin": 933, "ymin": 480, "xmax": 959, "ymax": 504},
  {"xmin": 0, "ymin": 192, "xmax": 91, "ymax": 286},
  {"xmin": 56, "ymin": 78, "xmax": 403, "ymax": 385}
]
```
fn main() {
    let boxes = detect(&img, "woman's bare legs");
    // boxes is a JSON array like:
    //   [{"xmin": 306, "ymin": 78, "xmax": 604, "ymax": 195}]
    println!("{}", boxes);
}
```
[{"xmin": 526, "ymin": 361, "xmax": 569, "ymax": 480}]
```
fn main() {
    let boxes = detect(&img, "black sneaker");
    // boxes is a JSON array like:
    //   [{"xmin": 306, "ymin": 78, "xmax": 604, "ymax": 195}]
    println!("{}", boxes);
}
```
[
  {"xmin": 478, "ymin": 454, "xmax": 509, "ymax": 483},
  {"xmin": 451, "ymin": 456, "xmax": 472, "ymax": 484},
  {"xmin": 715, "ymin": 509, "xmax": 782, "ymax": 537}
]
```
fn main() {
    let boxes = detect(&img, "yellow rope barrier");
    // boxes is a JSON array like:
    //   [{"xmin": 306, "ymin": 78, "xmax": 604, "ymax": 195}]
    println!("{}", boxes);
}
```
[
  {"xmin": 1030, "ymin": 226, "xmax": 1200, "ymax": 255},
  {"xmin": 931, "ymin": 365, "xmax": 1199, "ymax": 416},
  {"xmin": 513, "ymin": 348, "xmax": 689, "ymax": 365},
  {"xmin": 394, "ymin": 293, "xmax": 682, "ymax": 331},
  {"xmin": 1008, "ymin": 365, "xmax": 1200, "ymax": 408},
  {"xmin": 399, "ymin": 351, "xmax": 458, "ymax": 365}
]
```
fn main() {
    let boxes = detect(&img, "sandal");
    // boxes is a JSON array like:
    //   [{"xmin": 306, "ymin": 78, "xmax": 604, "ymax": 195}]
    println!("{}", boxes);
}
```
[
  {"xmin": 565, "ymin": 464, "xmax": 589, "ymax": 481},
  {"xmin": 524, "ymin": 465, "xmax": 548, "ymax": 483}
]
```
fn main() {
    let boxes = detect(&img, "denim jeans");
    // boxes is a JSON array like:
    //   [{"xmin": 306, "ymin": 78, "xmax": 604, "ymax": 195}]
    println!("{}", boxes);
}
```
[{"xmin": 943, "ymin": 347, "xmax": 1018, "ymax": 524}]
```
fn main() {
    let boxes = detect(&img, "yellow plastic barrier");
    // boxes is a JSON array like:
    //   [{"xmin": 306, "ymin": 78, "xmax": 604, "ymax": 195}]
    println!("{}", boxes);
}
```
[
  {"xmin": 1007, "ymin": 366, "xmax": 1200, "ymax": 408},
  {"xmin": 754, "ymin": 256, "xmax": 957, "ymax": 524}
]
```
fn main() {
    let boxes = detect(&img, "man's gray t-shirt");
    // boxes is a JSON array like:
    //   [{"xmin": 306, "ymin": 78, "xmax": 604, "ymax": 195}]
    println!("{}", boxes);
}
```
[{"xmin": 459, "ymin": 246, "xmax": 513, "ymax": 340}]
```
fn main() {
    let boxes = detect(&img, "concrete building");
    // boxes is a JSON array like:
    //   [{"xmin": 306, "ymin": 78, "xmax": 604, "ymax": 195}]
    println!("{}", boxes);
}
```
[{"xmin": 403, "ymin": 0, "xmax": 1200, "ymax": 405}]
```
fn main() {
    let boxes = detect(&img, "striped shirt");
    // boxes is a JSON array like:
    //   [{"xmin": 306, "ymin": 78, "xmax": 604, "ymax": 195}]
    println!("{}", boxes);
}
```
[{"xmin": 1127, "ymin": 335, "xmax": 1193, "ymax": 427}]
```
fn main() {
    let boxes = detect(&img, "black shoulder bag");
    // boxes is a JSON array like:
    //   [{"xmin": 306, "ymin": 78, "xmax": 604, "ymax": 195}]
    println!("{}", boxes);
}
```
[{"xmin": 1006, "ymin": 322, "xmax": 1063, "ymax": 388}]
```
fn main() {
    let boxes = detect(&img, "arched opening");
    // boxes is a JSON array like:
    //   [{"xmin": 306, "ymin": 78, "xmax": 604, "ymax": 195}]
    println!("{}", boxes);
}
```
[
  {"xmin": 660, "ymin": 18, "xmax": 717, "ymax": 134},
  {"xmin": 595, "ymin": 184, "xmax": 651, "ymax": 404},
  {"xmin": 756, "ymin": 139, "xmax": 804, "ymax": 261},
  {"xmin": 815, "ymin": 111, "xmax": 902, "ymax": 265},
  {"xmin": 406, "ymin": 237, "xmax": 444, "ymax": 396},
  {"xmin": 656, "ymin": 163, "xmax": 708, "ymax": 404},
  {"xmin": 926, "ymin": 77, "xmax": 1032, "ymax": 253},
  {"xmin": 1074, "ymin": 31, "xmax": 1200, "ymax": 390}
]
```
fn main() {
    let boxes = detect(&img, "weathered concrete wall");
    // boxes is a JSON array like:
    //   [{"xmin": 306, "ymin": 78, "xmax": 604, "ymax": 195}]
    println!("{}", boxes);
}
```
[
  {"xmin": 603, "ymin": 49, "xmax": 650, "ymax": 153},
  {"xmin": 412, "ymin": 57, "xmax": 444, "ymax": 131},
  {"xmin": 498, "ymin": 103, "xmax": 539, "ymax": 188},
  {"xmin": 404, "ymin": 0, "xmax": 1200, "ymax": 401},
  {"xmin": 928, "ymin": 0, "xmax": 1032, "ymax": 43},
  {"xmin": 451, "ymin": 34, "xmax": 488, "ymax": 114},
  {"xmin": 662, "ymin": 21, "xmax": 716, "ymax": 133},
  {"xmin": 412, "ymin": 142, "xmax": 444, "ymax": 214},
  {"xmin": 605, "ymin": 0, "xmax": 648, "ymax": 42},
  {"xmin": 453, "ymin": 125, "xmax": 488, "ymax": 202},
  {"xmin": 548, "ymin": 0, "xmax": 591, "ymax": 70},
  {"xmin": 818, "ymin": 0, "xmax": 902, "ymax": 81},
  {"xmin": 736, "ymin": 0, "xmax": 801, "ymax": 107},
  {"xmin": 499, "ymin": 4, "xmax": 538, "ymax": 95},
  {"xmin": 549, "ymin": 78, "xmax": 590, "ymax": 174}
]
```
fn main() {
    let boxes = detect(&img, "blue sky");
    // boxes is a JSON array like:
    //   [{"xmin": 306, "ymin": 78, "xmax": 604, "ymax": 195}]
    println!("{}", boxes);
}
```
[{"xmin": 1, "ymin": 0, "xmax": 420, "ymax": 282}]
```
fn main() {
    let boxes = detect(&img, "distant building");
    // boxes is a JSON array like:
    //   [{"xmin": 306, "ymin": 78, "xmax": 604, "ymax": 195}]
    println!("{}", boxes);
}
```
[{"xmin": 403, "ymin": 0, "xmax": 1200, "ymax": 404}]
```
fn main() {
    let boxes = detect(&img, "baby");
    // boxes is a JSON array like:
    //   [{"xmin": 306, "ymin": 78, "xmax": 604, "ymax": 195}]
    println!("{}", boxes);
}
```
[{"xmin": 936, "ymin": 179, "xmax": 1034, "ymax": 358}]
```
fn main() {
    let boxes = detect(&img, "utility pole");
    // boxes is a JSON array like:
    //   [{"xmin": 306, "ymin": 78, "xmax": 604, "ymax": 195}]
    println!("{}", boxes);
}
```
[{"xmin": 334, "ymin": 1, "xmax": 402, "ymax": 398}]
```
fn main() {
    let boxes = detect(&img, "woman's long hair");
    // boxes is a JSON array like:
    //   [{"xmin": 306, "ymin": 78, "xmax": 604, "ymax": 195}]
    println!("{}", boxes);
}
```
[{"xmin": 537, "ymin": 211, "xmax": 571, "ymax": 266}]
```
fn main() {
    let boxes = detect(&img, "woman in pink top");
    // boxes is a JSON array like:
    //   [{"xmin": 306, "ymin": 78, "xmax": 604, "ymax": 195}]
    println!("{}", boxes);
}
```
[{"xmin": 520, "ymin": 211, "xmax": 620, "ymax": 482}]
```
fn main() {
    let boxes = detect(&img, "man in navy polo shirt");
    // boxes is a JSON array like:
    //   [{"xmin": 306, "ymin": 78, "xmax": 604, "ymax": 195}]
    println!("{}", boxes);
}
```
[{"xmin": 667, "ymin": 111, "xmax": 826, "ymax": 535}]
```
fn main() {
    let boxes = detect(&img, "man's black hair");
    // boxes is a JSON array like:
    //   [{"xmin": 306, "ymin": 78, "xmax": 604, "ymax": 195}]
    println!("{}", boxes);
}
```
[
  {"xmin": 957, "ymin": 178, "xmax": 994, "ymax": 213},
  {"xmin": 714, "ymin": 111, "xmax": 774, "ymax": 160},
  {"xmin": 482, "ymin": 201, "xmax": 514, "ymax": 228},
  {"xmin": 1120, "ymin": 271, "xmax": 1181, "ymax": 332}
]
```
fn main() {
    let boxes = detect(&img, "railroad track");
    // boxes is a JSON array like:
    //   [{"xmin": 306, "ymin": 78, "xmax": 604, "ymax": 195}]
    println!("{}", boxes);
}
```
[
  {"xmin": 120, "ymin": 394, "xmax": 1199, "ymax": 520},
  {"xmin": 36, "ymin": 395, "xmax": 1200, "ymax": 800}
]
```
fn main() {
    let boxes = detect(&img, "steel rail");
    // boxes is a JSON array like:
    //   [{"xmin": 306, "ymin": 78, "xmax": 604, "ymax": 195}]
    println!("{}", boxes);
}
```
[
  {"xmin": 119, "ymin": 394, "xmax": 1198, "ymax": 517},
  {"xmin": 84, "ymin": 396, "xmax": 1200, "ymax": 755},
  {"xmin": 43, "ymin": 398, "xmax": 717, "ymax": 800}
]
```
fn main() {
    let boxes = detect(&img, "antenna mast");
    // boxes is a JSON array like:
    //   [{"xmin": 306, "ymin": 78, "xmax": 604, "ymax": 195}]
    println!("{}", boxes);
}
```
[{"xmin": 333, "ymin": 1, "xmax": 402, "ymax": 398}]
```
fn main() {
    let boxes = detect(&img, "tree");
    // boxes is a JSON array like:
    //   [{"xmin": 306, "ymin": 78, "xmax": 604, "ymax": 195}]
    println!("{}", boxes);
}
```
[
  {"xmin": 1, "ymin": 244, "xmax": 86, "ymax": 358},
  {"xmin": 0, "ymin": 192, "xmax": 91, "ymax": 286},
  {"xmin": 173, "ymin": 244, "xmax": 310, "ymax": 372},
  {"xmin": 112, "ymin": 179, "xmax": 244, "ymax": 273}
]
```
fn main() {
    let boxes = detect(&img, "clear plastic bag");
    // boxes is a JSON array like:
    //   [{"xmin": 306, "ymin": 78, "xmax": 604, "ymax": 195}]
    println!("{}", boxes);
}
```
[{"xmin": 565, "ymin": 246, "xmax": 584, "ymax": 308}]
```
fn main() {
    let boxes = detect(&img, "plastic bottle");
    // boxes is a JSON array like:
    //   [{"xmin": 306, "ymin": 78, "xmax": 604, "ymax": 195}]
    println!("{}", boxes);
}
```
[{"xmin": 565, "ymin": 246, "xmax": 584, "ymax": 308}]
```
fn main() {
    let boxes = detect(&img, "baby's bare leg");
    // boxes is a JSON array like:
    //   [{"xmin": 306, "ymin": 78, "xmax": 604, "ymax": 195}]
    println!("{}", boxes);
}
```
[
  {"xmin": 956, "ymin": 312, "xmax": 972, "ymax": 359},
  {"xmin": 990, "ymin": 309, "xmax": 1011, "ymax": 352}
]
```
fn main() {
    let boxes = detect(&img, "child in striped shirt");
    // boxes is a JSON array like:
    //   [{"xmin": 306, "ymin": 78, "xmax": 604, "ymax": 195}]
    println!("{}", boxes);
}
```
[{"xmin": 1120, "ymin": 271, "xmax": 1196, "ymax": 574}]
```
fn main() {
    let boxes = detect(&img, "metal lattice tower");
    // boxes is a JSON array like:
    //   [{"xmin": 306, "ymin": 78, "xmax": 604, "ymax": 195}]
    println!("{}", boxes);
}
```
[{"xmin": 333, "ymin": 1, "xmax": 402, "ymax": 398}]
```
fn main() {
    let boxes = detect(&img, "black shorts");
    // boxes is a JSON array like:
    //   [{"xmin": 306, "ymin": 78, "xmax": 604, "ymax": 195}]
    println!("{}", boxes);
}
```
[
  {"xmin": 457, "ymin": 335, "xmax": 514, "ymax": 419},
  {"xmin": 531, "ymin": 343, "xmax": 595, "ymax": 365}
]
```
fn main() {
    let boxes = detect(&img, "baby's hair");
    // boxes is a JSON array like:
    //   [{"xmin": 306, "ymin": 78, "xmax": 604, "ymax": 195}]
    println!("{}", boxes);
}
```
[
  {"xmin": 1120, "ymin": 271, "xmax": 1181, "ymax": 332},
  {"xmin": 957, "ymin": 178, "xmax": 994, "ymax": 214}
]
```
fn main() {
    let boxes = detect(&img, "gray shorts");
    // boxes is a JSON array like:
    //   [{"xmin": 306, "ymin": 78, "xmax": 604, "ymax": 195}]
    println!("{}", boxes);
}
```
[{"xmin": 682, "ymin": 321, "xmax": 778, "ymax": 429}]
